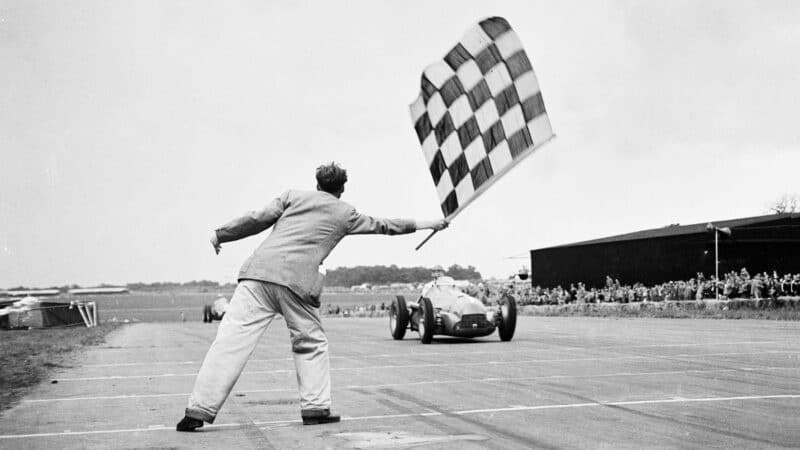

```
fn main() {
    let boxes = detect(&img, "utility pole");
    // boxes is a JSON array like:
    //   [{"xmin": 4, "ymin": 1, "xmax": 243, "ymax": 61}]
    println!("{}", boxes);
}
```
[{"xmin": 706, "ymin": 223, "xmax": 732, "ymax": 300}]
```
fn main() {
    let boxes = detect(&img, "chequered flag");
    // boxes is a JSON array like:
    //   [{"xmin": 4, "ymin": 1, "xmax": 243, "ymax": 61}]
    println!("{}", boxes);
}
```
[{"xmin": 410, "ymin": 17, "xmax": 554, "ymax": 219}]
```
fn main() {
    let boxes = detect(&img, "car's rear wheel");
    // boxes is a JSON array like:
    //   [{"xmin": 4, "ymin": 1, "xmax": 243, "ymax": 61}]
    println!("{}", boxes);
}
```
[
  {"xmin": 418, "ymin": 297, "xmax": 435, "ymax": 344},
  {"xmin": 498, "ymin": 295, "xmax": 517, "ymax": 342},
  {"xmin": 390, "ymin": 295, "xmax": 409, "ymax": 340}
]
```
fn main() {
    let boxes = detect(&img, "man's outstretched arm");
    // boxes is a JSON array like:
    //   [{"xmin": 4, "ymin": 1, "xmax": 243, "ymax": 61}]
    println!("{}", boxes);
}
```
[
  {"xmin": 209, "ymin": 192, "xmax": 289, "ymax": 254},
  {"xmin": 347, "ymin": 210, "xmax": 448, "ymax": 236}
]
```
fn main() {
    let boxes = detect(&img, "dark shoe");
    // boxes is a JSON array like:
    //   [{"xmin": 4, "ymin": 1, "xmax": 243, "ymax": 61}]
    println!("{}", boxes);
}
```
[
  {"xmin": 176, "ymin": 416, "xmax": 204, "ymax": 431},
  {"xmin": 301, "ymin": 409, "xmax": 341, "ymax": 425}
]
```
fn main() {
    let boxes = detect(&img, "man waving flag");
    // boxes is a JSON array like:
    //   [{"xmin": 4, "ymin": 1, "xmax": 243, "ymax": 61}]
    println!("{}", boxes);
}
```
[{"xmin": 410, "ymin": 16, "xmax": 554, "ymax": 247}]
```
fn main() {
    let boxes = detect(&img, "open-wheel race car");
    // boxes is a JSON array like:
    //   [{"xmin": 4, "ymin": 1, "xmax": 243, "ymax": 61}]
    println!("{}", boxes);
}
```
[{"xmin": 389, "ymin": 280, "xmax": 517, "ymax": 344}]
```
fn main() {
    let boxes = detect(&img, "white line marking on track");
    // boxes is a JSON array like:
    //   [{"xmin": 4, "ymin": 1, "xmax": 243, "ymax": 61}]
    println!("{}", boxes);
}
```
[
  {"xmin": 3, "ymin": 394, "xmax": 799, "ymax": 440},
  {"xmin": 22, "ymin": 366, "xmax": 800, "ymax": 403},
  {"xmin": 79, "ymin": 341, "xmax": 783, "ymax": 368},
  {"xmin": 83, "ymin": 361, "xmax": 200, "ymax": 368},
  {"xmin": 455, "ymin": 394, "xmax": 800, "ymax": 415},
  {"xmin": 51, "ymin": 350, "xmax": 800, "ymax": 382},
  {"xmin": 602, "ymin": 341, "xmax": 779, "ymax": 349}
]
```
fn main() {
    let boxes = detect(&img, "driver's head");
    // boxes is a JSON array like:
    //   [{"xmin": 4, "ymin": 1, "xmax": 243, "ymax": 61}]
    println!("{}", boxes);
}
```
[
  {"xmin": 431, "ymin": 265, "xmax": 445, "ymax": 279},
  {"xmin": 316, "ymin": 162, "xmax": 348, "ymax": 198}
]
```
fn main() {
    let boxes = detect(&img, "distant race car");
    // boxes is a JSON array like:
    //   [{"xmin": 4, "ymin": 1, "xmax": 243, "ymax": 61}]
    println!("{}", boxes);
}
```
[
  {"xmin": 203, "ymin": 296, "xmax": 229, "ymax": 323},
  {"xmin": 389, "ymin": 279, "xmax": 517, "ymax": 344}
]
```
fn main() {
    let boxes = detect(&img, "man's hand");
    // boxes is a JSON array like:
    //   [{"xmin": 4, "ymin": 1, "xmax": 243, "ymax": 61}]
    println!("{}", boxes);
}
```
[
  {"xmin": 210, "ymin": 232, "xmax": 221, "ymax": 255},
  {"xmin": 416, "ymin": 219, "xmax": 449, "ymax": 231}
]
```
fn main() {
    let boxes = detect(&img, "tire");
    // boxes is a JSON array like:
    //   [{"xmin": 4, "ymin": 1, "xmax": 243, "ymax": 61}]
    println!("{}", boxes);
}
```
[
  {"xmin": 498, "ymin": 295, "xmax": 517, "ymax": 342},
  {"xmin": 418, "ymin": 297, "xmax": 435, "ymax": 344},
  {"xmin": 390, "ymin": 295, "xmax": 409, "ymax": 340}
]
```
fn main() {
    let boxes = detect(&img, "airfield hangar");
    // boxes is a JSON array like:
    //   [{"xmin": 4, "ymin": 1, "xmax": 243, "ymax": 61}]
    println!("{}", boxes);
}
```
[{"xmin": 529, "ymin": 213, "xmax": 800, "ymax": 288}]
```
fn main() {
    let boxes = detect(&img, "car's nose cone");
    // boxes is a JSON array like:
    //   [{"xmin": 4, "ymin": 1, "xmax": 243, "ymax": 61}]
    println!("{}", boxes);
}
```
[{"xmin": 458, "ymin": 314, "xmax": 493, "ymax": 329}]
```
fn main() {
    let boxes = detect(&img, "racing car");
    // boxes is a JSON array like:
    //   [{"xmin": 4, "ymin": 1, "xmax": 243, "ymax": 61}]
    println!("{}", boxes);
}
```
[
  {"xmin": 202, "ymin": 295, "xmax": 229, "ymax": 323},
  {"xmin": 388, "ymin": 280, "xmax": 517, "ymax": 344}
]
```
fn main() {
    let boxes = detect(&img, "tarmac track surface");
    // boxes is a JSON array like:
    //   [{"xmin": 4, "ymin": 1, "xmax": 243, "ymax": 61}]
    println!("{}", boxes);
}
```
[{"xmin": 1, "ymin": 317, "xmax": 799, "ymax": 449}]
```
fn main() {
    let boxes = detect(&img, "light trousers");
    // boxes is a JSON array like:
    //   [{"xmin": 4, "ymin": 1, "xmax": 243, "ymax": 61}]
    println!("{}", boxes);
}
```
[{"xmin": 186, "ymin": 279, "xmax": 330, "ymax": 422}]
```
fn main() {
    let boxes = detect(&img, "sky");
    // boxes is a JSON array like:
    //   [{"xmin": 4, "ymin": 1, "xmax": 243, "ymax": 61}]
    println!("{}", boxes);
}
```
[{"xmin": 1, "ymin": 0, "xmax": 799, "ymax": 287}]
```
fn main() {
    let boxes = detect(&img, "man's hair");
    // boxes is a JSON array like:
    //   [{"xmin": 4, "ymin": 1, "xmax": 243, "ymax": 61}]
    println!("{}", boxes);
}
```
[{"xmin": 316, "ymin": 162, "xmax": 348, "ymax": 194}]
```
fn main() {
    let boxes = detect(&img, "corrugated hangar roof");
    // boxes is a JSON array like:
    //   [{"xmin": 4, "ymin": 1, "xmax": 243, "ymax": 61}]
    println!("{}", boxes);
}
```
[{"xmin": 538, "ymin": 213, "xmax": 800, "ymax": 250}]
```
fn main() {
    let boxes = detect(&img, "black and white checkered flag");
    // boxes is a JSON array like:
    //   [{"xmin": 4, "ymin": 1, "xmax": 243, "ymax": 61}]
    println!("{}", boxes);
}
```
[{"xmin": 410, "ymin": 17, "xmax": 554, "ymax": 220}]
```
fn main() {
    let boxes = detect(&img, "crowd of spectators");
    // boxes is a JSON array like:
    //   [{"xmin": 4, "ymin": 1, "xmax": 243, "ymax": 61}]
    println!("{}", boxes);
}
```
[
  {"xmin": 322, "ymin": 302, "xmax": 388, "ymax": 317},
  {"xmin": 508, "ymin": 269, "xmax": 800, "ymax": 306}
]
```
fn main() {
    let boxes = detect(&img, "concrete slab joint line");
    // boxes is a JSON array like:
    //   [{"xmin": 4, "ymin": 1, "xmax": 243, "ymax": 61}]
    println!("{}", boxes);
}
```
[
  {"xmin": 2, "ymin": 394, "xmax": 800, "ymax": 440},
  {"xmin": 77, "ymin": 340, "xmax": 782, "ymax": 368},
  {"xmin": 45, "ymin": 349, "xmax": 800, "ymax": 383}
]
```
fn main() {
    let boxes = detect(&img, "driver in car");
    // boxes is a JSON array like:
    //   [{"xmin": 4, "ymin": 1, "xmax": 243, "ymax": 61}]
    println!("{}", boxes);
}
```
[{"xmin": 421, "ymin": 265, "xmax": 458, "ymax": 298}]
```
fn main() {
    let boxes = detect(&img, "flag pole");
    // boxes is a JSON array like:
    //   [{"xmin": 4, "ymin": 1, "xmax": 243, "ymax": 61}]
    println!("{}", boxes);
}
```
[{"xmin": 415, "ymin": 229, "xmax": 439, "ymax": 251}]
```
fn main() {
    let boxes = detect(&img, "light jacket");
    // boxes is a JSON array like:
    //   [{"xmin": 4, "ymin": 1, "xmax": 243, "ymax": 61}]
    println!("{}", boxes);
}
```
[{"xmin": 215, "ymin": 189, "xmax": 417, "ymax": 307}]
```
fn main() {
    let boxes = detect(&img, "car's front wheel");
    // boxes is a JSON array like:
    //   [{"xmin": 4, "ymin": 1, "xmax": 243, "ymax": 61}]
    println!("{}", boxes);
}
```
[
  {"xmin": 418, "ymin": 297, "xmax": 435, "ymax": 344},
  {"xmin": 498, "ymin": 294, "xmax": 517, "ymax": 341},
  {"xmin": 390, "ymin": 295, "xmax": 409, "ymax": 340}
]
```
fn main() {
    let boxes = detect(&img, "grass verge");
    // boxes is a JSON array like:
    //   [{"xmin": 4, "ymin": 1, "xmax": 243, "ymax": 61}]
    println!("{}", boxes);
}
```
[{"xmin": 0, "ymin": 323, "xmax": 121, "ymax": 413}]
